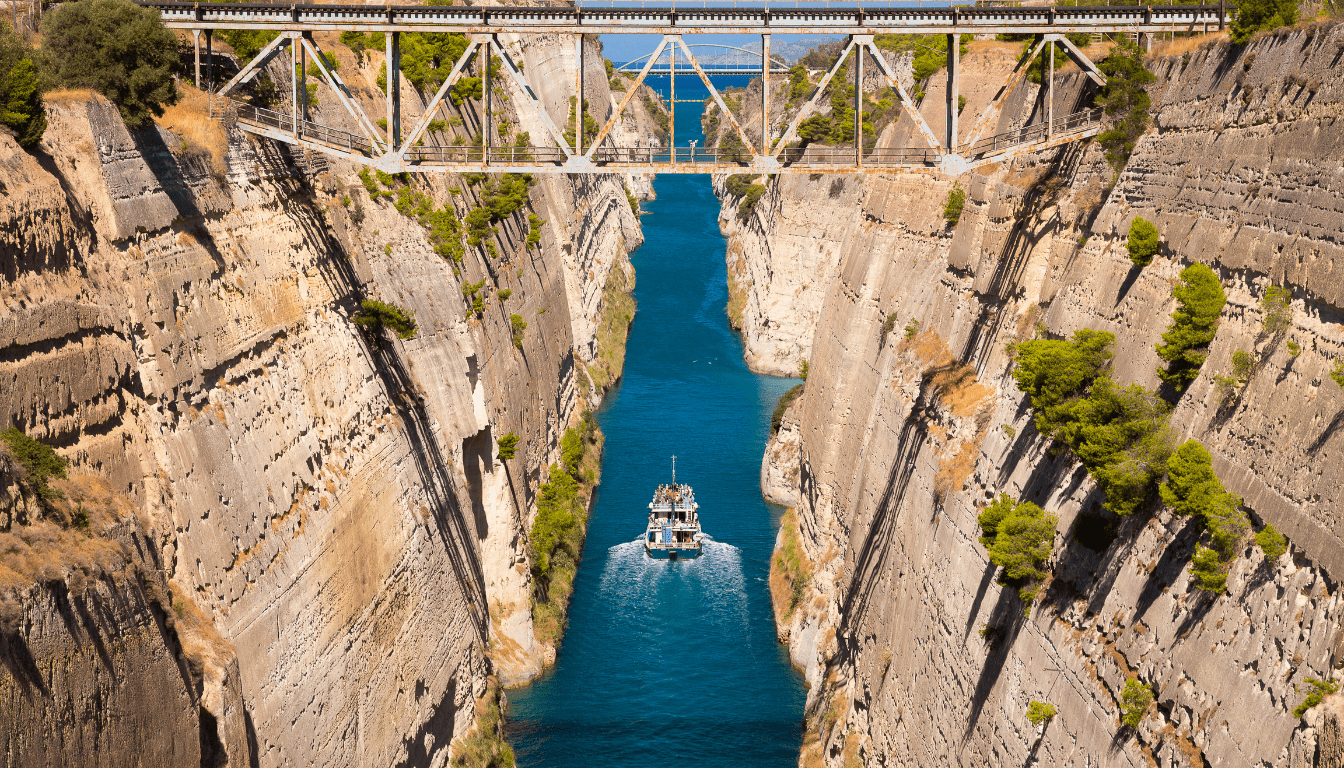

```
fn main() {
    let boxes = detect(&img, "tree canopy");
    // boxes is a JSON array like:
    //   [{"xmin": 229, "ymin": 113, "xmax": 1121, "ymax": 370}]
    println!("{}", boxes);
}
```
[
  {"xmin": 1231, "ymin": 0, "xmax": 1298, "ymax": 44},
  {"xmin": 1095, "ymin": 39, "xmax": 1155, "ymax": 172},
  {"xmin": 1156, "ymin": 263, "xmax": 1226, "ymax": 390},
  {"xmin": 41, "ymin": 0, "xmax": 180, "ymax": 128},
  {"xmin": 0, "ymin": 23, "xmax": 44, "ymax": 148}
]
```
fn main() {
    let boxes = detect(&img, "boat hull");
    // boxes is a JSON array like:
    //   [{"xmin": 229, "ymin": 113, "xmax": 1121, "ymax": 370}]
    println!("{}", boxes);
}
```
[{"xmin": 644, "ymin": 544, "xmax": 702, "ymax": 560}]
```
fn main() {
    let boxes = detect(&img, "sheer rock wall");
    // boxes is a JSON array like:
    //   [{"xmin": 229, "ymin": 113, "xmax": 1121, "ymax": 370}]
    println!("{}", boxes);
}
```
[
  {"xmin": 744, "ymin": 32, "xmax": 1344, "ymax": 767},
  {"xmin": 0, "ymin": 29, "xmax": 644, "ymax": 768}
]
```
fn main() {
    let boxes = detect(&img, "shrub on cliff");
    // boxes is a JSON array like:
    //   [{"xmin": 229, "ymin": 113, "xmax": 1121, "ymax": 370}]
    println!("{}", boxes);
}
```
[
  {"xmin": 0, "ymin": 23, "xmax": 45, "ymax": 148},
  {"xmin": 772, "ymin": 384, "xmax": 805, "ymax": 434},
  {"xmin": 41, "ymin": 0, "xmax": 180, "ymax": 129},
  {"xmin": 1012, "ymin": 329, "xmax": 1115, "ymax": 437},
  {"xmin": 509, "ymin": 314, "xmax": 527, "ymax": 349},
  {"xmin": 351, "ymin": 299, "xmax": 418, "ymax": 340},
  {"xmin": 497, "ymin": 432, "xmax": 519, "ymax": 461},
  {"xmin": 1027, "ymin": 701, "xmax": 1057, "ymax": 727},
  {"xmin": 1190, "ymin": 544, "xmax": 1228, "ymax": 593},
  {"xmin": 1261, "ymin": 285, "xmax": 1293, "ymax": 335},
  {"xmin": 1120, "ymin": 678, "xmax": 1153, "ymax": 727},
  {"xmin": 943, "ymin": 181, "xmax": 967, "ymax": 225},
  {"xmin": 1161, "ymin": 440, "xmax": 1248, "ymax": 559},
  {"xmin": 1231, "ymin": 0, "xmax": 1299, "ymax": 45},
  {"xmin": 1126, "ymin": 217, "xmax": 1160, "ymax": 268},
  {"xmin": 1256, "ymin": 523, "xmax": 1287, "ymax": 561},
  {"xmin": 1095, "ymin": 39, "xmax": 1155, "ymax": 172},
  {"xmin": 1156, "ymin": 263, "xmax": 1226, "ymax": 391},
  {"xmin": 1294, "ymin": 677, "xmax": 1339, "ymax": 718},
  {"xmin": 1, "ymin": 428, "xmax": 67, "ymax": 507},
  {"xmin": 977, "ymin": 494, "xmax": 1057, "ymax": 603}
]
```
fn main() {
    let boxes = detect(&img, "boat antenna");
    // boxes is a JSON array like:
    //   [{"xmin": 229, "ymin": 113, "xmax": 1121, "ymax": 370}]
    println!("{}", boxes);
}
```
[{"xmin": 672, "ymin": 455, "xmax": 676, "ymax": 484}]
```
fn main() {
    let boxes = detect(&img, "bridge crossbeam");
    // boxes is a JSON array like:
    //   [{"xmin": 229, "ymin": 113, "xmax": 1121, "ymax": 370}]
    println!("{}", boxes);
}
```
[{"xmin": 186, "ymin": 4, "xmax": 1167, "ymax": 178}]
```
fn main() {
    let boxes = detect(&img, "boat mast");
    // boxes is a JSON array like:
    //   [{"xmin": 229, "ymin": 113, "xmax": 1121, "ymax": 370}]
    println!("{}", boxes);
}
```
[{"xmin": 672, "ymin": 455, "xmax": 676, "ymax": 485}]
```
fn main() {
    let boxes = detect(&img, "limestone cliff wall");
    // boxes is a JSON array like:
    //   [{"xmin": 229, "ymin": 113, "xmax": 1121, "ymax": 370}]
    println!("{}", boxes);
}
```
[
  {"xmin": 0, "ymin": 27, "xmax": 643, "ymax": 768},
  {"xmin": 743, "ymin": 31, "xmax": 1344, "ymax": 767}
]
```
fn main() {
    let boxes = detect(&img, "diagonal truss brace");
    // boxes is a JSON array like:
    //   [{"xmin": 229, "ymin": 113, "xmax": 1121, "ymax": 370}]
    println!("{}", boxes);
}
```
[
  {"xmin": 772, "ymin": 36, "xmax": 856, "ymax": 160},
  {"xmin": 964, "ymin": 35, "xmax": 1047, "ymax": 151},
  {"xmin": 674, "ymin": 36, "xmax": 757, "ymax": 155},
  {"xmin": 397, "ymin": 36, "xmax": 484, "ymax": 161},
  {"xmin": 1053, "ymin": 35, "xmax": 1107, "ymax": 87},
  {"xmin": 490, "ymin": 34, "xmax": 574, "ymax": 158},
  {"xmin": 586, "ymin": 36, "xmax": 670, "ymax": 158},
  {"xmin": 218, "ymin": 32, "xmax": 293, "ymax": 99},
  {"xmin": 299, "ymin": 34, "xmax": 386, "ymax": 154},
  {"xmin": 856, "ymin": 35, "xmax": 943, "ymax": 154}
]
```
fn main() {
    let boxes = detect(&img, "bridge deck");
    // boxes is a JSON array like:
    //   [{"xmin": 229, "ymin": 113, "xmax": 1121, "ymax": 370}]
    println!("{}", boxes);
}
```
[{"xmin": 149, "ymin": 2, "xmax": 1228, "ymax": 34}]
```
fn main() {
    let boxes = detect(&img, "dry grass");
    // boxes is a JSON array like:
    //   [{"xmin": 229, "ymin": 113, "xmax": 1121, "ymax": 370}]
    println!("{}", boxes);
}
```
[
  {"xmin": 588, "ymin": 258, "xmax": 636, "ymax": 393},
  {"xmin": 0, "ymin": 475, "xmax": 138, "ymax": 594},
  {"xmin": 42, "ymin": 88, "xmax": 98, "ymax": 107},
  {"xmin": 934, "ymin": 439, "xmax": 981, "ymax": 505},
  {"xmin": 1148, "ymin": 31, "xmax": 1229, "ymax": 60},
  {"xmin": 153, "ymin": 84, "xmax": 229, "ymax": 175},
  {"xmin": 769, "ymin": 509, "xmax": 813, "ymax": 624},
  {"xmin": 905, "ymin": 330, "xmax": 992, "ymax": 417}
]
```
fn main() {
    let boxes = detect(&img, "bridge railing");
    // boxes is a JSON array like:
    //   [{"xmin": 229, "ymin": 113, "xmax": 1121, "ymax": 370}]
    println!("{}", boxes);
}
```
[
  {"xmin": 404, "ymin": 146, "xmax": 570, "ymax": 165},
  {"xmin": 779, "ymin": 145, "xmax": 938, "ymax": 165},
  {"xmin": 232, "ymin": 100, "xmax": 378, "ymax": 156},
  {"xmin": 591, "ymin": 146, "xmax": 755, "ymax": 165},
  {"xmin": 964, "ymin": 107, "xmax": 1103, "ymax": 158}
]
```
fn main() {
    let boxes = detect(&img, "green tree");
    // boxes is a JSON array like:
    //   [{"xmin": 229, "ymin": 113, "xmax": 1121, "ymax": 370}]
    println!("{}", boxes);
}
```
[
  {"xmin": 1161, "ymin": 440, "xmax": 1248, "ymax": 558},
  {"xmin": 1156, "ymin": 264, "xmax": 1226, "ymax": 390},
  {"xmin": 1261, "ymin": 285, "xmax": 1293, "ymax": 335},
  {"xmin": 1256, "ymin": 523, "xmax": 1286, "ymax": 561},
  {"xmin": 497, "ymin": 432, "xmax": 520, "ymax": 460},
  {"xmin": 943, "ymin": 182, "xmax": 967, "ymax": 225},
  {"xmin": 0, "ymin": 427, "xmax": 67, "ymax": 504},
  {"xmin": 1126, "ymin": 217, "xmax": 1160, "ymax": 268},
  {"xmin": 977, "ymin": 495, "xmax": 1058, "ymax": 602},
  {"xmin": 1231, "ymin": 0, "xmax": 1298, "ymax": 45},
  {"xmin": 1011, "ymin": 329, "xmax": 1115, "ymax": 437},
  {"xmin": 0, "ymin": 24, "xmax": 44, "ymax": 148},
  {"xmin": 1190, "ymin": 544, "xmax": 1228, "ymax": 593},
  {"xmin": 510, "ymin": 313, "xmax": 528, "ymax": 349},
  {"xmin": 1120, "ymin": 679, "xmax": 1153, "ymax": 727},
  {"xmin": 41, "ymin": 0, "xmax": 180, "ymax": 128},
  {"xmin": 1027, "ymin": 701, "xmax": 1057, "ymax": 727},
  {"xmin": 352, "ymin": 299, "xmax": 418, "ymax": 340},
  {"xmin": 1095, "ymin": 39, "xmax": 1155, "ymax": 172}
]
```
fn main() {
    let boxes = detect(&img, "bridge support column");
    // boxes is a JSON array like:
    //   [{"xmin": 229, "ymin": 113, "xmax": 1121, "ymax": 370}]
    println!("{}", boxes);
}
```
[
  {"xmin": 193, "ymin": 30, "xmax": 201, "ymax": 88},
  {"xmin": 483, "ymin": 37, "xmax": 491, "ymax": 166},
  {"xmin": 575, "ymin": 35, "xmax": 584, "ymax": 155},
  {"xmin": 761, "ymin": 34, "xmax": 770, "ymax": 154},
  {"xmin": 1046, "ymin": 41, "xmax": 1054, "ymax": 138},
  {"xmin": 854, "ymin": 43, "xmax": 862, "ymax": 167},
  {"xmin": 298, "ymin": 35, "xmax": 307, "ymax": 132},
  {"xmin": 205, "ymin": 30, "xmax": 213, "ymax": 91},
  {"xmin": 945, "ymin": 33, "xmax": 958, "ymax": 152},
  {"xmin": 386, "ymin": 31, "xmax": 401, "ymax": 152}
]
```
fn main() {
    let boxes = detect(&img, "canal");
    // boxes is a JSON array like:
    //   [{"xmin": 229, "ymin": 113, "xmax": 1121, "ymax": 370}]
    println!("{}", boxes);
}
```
[{"xmin": 505, "ymin": 75, "xmax": 807, "ymax": 768}]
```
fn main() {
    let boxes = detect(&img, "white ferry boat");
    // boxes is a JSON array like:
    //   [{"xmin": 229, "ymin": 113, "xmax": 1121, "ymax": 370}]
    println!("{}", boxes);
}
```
[{"xmin": 644, "ymin": 457, "xmax": 703, "ymax": 560}]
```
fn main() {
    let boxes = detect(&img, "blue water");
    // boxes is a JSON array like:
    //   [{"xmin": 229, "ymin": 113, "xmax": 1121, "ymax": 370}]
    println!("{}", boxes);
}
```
[{"xmin": 506, "ymin": 80, "xmax": 807, "ymax": 768}]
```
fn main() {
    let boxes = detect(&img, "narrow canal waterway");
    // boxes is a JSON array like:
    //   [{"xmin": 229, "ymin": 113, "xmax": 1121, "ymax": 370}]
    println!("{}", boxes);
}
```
[{"xmin": 506, "ymin": 80, "xmax": 806, "ymax": 767}]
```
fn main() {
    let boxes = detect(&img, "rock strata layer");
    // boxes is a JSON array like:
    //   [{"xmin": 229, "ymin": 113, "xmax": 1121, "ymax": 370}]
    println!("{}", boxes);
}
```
[{"xmin": 745, "ymin": 33, "xmax": 1344, "ymax": 767}]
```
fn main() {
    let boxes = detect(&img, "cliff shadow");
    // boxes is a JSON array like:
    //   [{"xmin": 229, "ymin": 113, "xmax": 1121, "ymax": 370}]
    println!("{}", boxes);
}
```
[
  {"xmin": 837, "ymin": 413, "xmax": 928, "ymax": 639},
  {"xmin": 282, "ymin": 173, "xmax": 491, "ymax": 643},
  {"xmin": 958, "ymin": 580, "xmax": 1029, "ymax": 750},
  {"xmin": 393, "ymin": 679, "xmax": 457, "ymax": 768},
  {"xmin": 960, "ymin": 140, "xmax": 1090, "ymax": 373}
]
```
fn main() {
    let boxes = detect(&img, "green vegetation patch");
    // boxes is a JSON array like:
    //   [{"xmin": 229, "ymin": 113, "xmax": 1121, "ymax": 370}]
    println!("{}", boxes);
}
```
[
  {"xmin": 0, "ymin": 23, "xmax": 45, "ymax": 148},
  {"xmin": 1294, "ymin": 677, "xmax": 1339, "ymax": 719},
  {"xmin": 451, "ymin": 677, "xmax": 515, "ymax": 768},
  {"xmin": 943, "ymin": 182, "xmax": 967, "ymax": 225},
  {"xmin": 772, "ymin": 384, "xmax": 805, "ymax": 434},
  {"xmin": 1120, "ymin": 678, "xmax": 1153, "ymax": 728},
  {"xmin": 352, "ymin": 299, "xmax": 418, "ymax": 340},
  {"xmin": 1027, "ymin": 701, "xmax": 1057, "ymax": 727},
  {"xmin": 530, "ymin": 413, "xmax": 601, "ymax": 648},
  {"xmin": 41, "ymin": 0, "xmax": 180, "ymax": 128},
  {"xmin": 977, "ymin": 494, "xmax": 1057, "ymax": 605},
  {"xmin": 1127, "ymin": 217, "xmax": 1160, "ymax": 268},
  {"xmin": 1231, "ymin": 0, "xmax": 1299, "ymax": 45},
  {"xmin": 1156, "ymin": 264, "xmax": 1227, "ymax": 391},
  {"xmin": 1095, "ymin": 39, "xmax": 1156, "ymax": 173},
  {"xmin": 1, "ymin": 427, "xmax": 68, "ymax": 505},
  {"xmin": 771, "ymin": 509, "xmax": 812, "ymax": 621}
]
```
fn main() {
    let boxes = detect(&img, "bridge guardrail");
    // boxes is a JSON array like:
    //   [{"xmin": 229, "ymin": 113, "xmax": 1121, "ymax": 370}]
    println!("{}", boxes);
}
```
[
  {"xmin": 965, "ymin": 107, "xmax": 1103, "ymax": 158},
  {"xmin": 231, "ymin": 100, "xmax": 378, "ymax": 156}
]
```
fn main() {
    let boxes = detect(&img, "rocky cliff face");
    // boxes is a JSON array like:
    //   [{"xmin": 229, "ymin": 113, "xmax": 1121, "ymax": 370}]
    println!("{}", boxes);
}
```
[
  {"xmin": 0, "ymin": 27, "xmax": 646, "ymax": 767},
  {"xmin": 742, "ymin": 31, "xmax": 1344, "ymax": 767}
]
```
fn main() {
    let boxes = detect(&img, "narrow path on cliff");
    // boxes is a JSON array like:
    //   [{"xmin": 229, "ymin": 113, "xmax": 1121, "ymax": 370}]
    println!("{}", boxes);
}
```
[{"xmin": 506, "ymin": 76, "xmax": 806, "ymax": 767}]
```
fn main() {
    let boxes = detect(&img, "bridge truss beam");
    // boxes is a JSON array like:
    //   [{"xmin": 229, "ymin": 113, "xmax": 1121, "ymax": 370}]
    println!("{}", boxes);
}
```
[{"xmin": 189, "ymin": 5, "xmax": 1154, "ymax": 176}]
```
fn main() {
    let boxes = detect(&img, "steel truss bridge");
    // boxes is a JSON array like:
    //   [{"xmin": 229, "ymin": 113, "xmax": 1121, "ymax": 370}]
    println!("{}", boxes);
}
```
[{"xmin": 151, "ymin": 3, "xmax": 1229, "ymax": 176}]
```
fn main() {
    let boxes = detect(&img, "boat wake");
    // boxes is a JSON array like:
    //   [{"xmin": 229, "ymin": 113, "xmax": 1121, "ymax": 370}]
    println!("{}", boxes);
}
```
[{"xmin": 596, "ymin": 539, "xmax": 750, "ymax": 636}]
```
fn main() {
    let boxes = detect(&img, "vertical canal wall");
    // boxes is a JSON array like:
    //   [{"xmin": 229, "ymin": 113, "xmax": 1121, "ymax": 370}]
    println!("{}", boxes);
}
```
[
  {"xmin": 0, "ymin": 28, "xmax": 661, "ymax": 768},
  {"xmin": 735, "ymin": 31, "xmax": 1344, "ymax": 766}
]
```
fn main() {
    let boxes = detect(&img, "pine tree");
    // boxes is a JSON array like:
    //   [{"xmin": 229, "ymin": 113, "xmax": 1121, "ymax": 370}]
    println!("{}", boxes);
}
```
[{"xmin": 0, "ymin": 23, "xmax": 44, "ymax": 148}]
